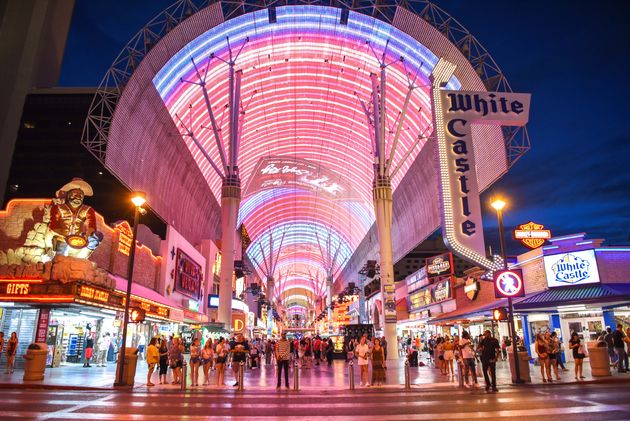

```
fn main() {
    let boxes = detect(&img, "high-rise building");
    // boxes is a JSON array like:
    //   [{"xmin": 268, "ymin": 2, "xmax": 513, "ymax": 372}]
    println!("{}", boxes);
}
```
[{"xmin": 0, "ymin": 0, "xmax": 75, "ymax": 202}]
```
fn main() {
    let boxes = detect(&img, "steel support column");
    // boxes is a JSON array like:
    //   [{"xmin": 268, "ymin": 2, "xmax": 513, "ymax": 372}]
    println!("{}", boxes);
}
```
[
  {"xmin": 218, "ymin": 175, "xmax": 241, "ymax": 326},
  {"xmin": 373, "ymin": 175, "xmax": 397, "ymax": 360}
]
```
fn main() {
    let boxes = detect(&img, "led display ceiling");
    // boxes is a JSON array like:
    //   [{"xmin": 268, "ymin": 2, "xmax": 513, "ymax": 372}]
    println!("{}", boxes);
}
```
[
  {"xmin": 152, "ymin": 5, "xmax": 460, "ymax": 305},
  {"xmin": 90, "ymin": 1, "xmax": 520, "ymax": 311}
]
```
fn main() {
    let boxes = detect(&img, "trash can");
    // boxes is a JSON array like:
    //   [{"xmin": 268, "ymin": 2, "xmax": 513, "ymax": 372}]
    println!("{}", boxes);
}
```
[
  {"xmin": 115, "ymin": 347, "xmax": 139, "ymax": 386},
  {"xmin": 587, "ymin": 342, "xmax": 611, "ymax": 377},
  {"xmin": 507, "ymin": 348, "xmax": 531, "ymax": 383},
  {"xmin": 23, "ymin": 343, "xmax": 48, "ymax": 381}
]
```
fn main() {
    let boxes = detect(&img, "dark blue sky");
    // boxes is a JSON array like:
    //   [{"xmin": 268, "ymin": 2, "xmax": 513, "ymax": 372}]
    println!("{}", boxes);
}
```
[{"xmin": 59, "ymin": 0, "xmax": 630, "ymax": 254}]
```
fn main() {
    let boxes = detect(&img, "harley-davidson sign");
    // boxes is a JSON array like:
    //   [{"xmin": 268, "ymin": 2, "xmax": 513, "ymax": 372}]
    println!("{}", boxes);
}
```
[{"xmin": 514, "ymin": 221, "xmax": 551, "ymax": 249}]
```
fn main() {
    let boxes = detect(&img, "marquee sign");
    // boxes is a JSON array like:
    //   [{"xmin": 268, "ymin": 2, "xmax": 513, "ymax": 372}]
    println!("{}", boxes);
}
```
[
  {"xmin": 174, "ymin": 248, "xmax": 202, "ymax": 300},
  {"xmin": 543, "ymin": 249, "xmax": 601, "ymax": 288},
  {"xmin": 426, "ymin": 253, "xmax": 453, "ymax": 278},
  {"xmin": 430, "ymin": 59, "xmax": 531, "ymax": 271},
  {"xmin": 494, "ymin": 269, "xmax": 525, "ymax": 298},
  {"xmin": 114, "ymin": 221, "xmax": 133, "ymax": 256},
  {"xmin": 514, "ymin": 221, "xmax": 551, "ymax": 249}
]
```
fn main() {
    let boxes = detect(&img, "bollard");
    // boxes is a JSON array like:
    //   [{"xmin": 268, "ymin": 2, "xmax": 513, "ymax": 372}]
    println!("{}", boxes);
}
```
[
  {"xmin": 457, "ymin": 362, "xmax": 465, "ymax": 388},
  {"xmin": 238, "ymin": 362, "xmax": 245, "ymax": 391},
  {"xmin": 293, "ymin": 360, "xmax": 300, "ymax": 391},
  {"xmin": 348, "ymin": 360, "xmax": 355, "ymax": 390},
  {"xmin": 404, "ymin": 360, "xmax": 411, "ymax": 390},
  {"xmin": 181, "ymin": 360, "xmax": 187, "ymax": 391}
]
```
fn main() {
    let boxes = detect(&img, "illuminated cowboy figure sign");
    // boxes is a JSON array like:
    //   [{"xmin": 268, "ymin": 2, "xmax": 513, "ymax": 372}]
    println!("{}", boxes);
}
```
[
  {"xmin": 49, "ymin": 178, "xmax": 103, "ymax": 258},
  {"xmin": 430, "ymin": 59, "xmax": 531, "ymax": 270}
]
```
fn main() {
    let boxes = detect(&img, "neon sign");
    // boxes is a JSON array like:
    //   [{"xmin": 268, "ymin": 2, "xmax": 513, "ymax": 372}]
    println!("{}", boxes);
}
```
[
  {"xmin": 79, "ymin": 285, "xmax": 110, "ymax": 303},
  {"xmin": 494, "ymin": 269, "xmax": 525, "ymax": 298},
  {"xmin": 431, "ymin": 58, "xmax": 531, "ymax": 271},
  {"xmin": 514, "ymin": 221, "xmax": 551, "ymax": 249},
  {"xmin": 174, "ymin": 248, "xmax": 202, "ymax": 300},
  {"xmin": 6, "ymin": 283, "xmax": 30, "ymax": 295},
  {"xmin": 114, "ymin": 221, "xmax": 133, "ymax": 256}
]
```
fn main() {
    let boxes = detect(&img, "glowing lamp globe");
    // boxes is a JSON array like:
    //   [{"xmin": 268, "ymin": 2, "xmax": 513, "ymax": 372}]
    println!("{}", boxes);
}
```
[
  {"xmin": 130, "ymin": 191, "xmax": 146, "ymax": 207},
  {"xmin": 491, "ymin": 199, "xmax": 506, "ymax": 211}
]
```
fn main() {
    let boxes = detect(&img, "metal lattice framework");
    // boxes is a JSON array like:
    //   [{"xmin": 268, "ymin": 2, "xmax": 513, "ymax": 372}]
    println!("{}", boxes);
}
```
[{"xmin": 82, "ymin": 0, "xmax": 529, "ymax": 166}]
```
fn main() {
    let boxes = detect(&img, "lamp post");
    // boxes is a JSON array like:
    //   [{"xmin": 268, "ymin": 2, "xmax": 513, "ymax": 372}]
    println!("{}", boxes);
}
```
[
  {"xmin": 115, "ymin": 191, "xmax": 146, "ymax": 387},
  {"xmin": 491, "ymin": 199, "xmax": 523, "ymax": 384}
]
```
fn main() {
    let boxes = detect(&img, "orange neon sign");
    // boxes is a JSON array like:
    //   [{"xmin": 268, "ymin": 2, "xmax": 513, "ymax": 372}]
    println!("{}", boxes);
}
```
[
  {"xmin": 79, "ymin": 286, "xmax": 110, "ymax": 303},
  {"xmin": 6, "ymin": 283, "xmax": 30, "ymax": 295},
  {"xmin": 0, "ymin": 279, "xmax": 43, "ymax": 283}
]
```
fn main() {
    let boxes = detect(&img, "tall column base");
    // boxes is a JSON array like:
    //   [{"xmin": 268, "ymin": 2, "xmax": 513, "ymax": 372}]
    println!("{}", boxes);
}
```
[{"xmin": 383, "ymin": 322, "xmax": 398, "ymax": 361}]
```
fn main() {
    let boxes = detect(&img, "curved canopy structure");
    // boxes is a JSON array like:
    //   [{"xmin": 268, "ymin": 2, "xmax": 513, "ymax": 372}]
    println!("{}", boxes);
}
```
[{"xmin": 83, "ymin": 0, "xmax": 527, "ymax": 313}]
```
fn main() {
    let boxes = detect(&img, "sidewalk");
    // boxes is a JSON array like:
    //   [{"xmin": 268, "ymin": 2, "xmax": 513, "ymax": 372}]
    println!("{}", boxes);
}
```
[{"xmin": 1, "ymin": 354, "xmax": 628, "ymax": 391}]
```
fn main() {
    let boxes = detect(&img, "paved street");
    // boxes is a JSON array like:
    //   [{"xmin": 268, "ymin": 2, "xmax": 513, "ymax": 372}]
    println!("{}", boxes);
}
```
[
  {"xmin": 1, "ymin": 353, "xmax": 628, "ymax": 390},
  {"xmin": 2, "ymin": 382, "xmax": 630, "ymax": 420}
]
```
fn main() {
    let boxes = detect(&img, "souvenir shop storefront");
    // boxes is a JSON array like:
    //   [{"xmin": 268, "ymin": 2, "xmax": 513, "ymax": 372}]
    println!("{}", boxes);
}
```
[{"xmin": 0, "ymin": 277, "xmax": 180, "ymax": 368}]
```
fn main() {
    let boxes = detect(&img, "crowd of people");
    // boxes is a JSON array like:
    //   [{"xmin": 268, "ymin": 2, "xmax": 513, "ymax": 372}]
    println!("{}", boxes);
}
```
[{"xmin": 142, "ymin": 332, "xmax": 340, "ymax": 388}]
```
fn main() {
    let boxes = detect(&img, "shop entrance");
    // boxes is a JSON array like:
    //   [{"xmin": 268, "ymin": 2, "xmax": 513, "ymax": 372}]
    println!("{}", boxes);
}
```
[{"xmin": 561, "ymin": 313, "xmax": 604, "ymax": 360}]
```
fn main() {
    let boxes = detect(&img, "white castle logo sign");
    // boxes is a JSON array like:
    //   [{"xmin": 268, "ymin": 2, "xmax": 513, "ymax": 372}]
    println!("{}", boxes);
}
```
[{"xmin": 551, "ymin": 254, "xmax": 591, "ymax": 284}]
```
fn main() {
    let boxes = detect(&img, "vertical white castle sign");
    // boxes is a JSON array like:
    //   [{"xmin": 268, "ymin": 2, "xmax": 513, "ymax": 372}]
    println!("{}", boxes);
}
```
[{"xmin": 430, "ymin": 59, "xmax": 531, "ymax": 270}]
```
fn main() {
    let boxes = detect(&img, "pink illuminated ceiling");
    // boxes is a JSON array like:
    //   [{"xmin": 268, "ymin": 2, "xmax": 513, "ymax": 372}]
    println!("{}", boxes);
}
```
[{"xmin": 151, "ymin": 5, "xmax": 467, "ymax": 308}]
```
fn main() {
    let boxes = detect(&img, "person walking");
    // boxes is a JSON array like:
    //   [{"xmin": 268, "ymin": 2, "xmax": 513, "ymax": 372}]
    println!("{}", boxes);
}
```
[
  {"xmin": 230, "ymin": 333, "xmax": 250, "ymax": 387},
  {"xmin": 535, "ymin": 333, "xmax": 551, "ymax": 383},
  {"xmin": 460, "ymin": 331, "xmax": 478, "ymax": 387},
  {"xmin": 380, "ymin": 336, "xmax": 388, "ymax": 361},
  {"xmin": 326, "ymin": 338, "xmax": 334, "ymax": 366},
  {"xmin": 552, "ymin": 332, "xmax": 569, "ymax": 372},
  {"xmin": 442, "ymin": 335, "xmax": 455, "ymax": 377},
  {"xmin": 346, "ymin": 338, "xmax": 355, "ymax": 362},
  {"xmin": 96, "ymin": 333, "xmax": 111, "ymax": 367},
  {"xmin": 371, "ymin": 338, "xmax": 386, "ymax": 386},
  {"xmin": 612, "ymin": 324, "xmax": 628, "ymax": 373},
  {"xmin": 479, "ymin": 330, "xmax": 500, "ymax": 392},
  {"xmin": 546, "ymin": 331, "xmax": 560, "ymax": 381},
  {"xmin": 170, "ymin": 337, "xmax": 184, "ymax": 384},
  {"xmin": 215, "ymin": 337, "xmax": 228, "ymax": 386},
  {"xmin": 0, "ymin": 332, "xmax": 4, "ymax": 361},
  {"xmin": 5, "ymin": 332, "xmax": 18, "ymax": 374},
  {"xmin": 189, "ymin": 337, "xmax": 201, "ymax": 386},
  {"xmin": 83, "ymin": 334, "xmax": 94, "ymax": 367},
  {"xmin": 201, "ymin": 338, "xmax": 214, "ymax": 385},
  {"xmin": 275, "ymin": 332, "xmax": 291, "ymax": 390},
  {"xmin": 569, "ymin": 332, "xmax": 586, "ymax": 380},
  {"xmin": 146, "ymin": 337, "xmax": 159, "ymax": 387},
  {"xmin": 356, "ymin": 336, "xmax": 370, "ymax": 387},
  {"xmin": 313, "ymin": 336, "xmax": 321, "ymax": 366},
  {"xmin": 265, "ymin": 339, "xmax": 273, "ymax": 366},
  {"xmin": 158, "ymin": 339, "xmax": 169, "ymax": 384}
]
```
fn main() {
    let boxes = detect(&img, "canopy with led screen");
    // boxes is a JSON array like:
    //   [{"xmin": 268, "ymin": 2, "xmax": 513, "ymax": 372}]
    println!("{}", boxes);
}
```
[{"xmin": 85, "ymin": 1, "xmax": 523, "ymax": 314}]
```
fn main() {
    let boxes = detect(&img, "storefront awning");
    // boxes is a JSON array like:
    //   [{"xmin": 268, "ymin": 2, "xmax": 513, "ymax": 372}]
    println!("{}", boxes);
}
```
[
  {"xmin": 428, "ymin": 299, "xmax": 509, "ymax": 325},
  {"xmin": 515, "ymin": 283, "xmax": 630, "ymax": 311}
]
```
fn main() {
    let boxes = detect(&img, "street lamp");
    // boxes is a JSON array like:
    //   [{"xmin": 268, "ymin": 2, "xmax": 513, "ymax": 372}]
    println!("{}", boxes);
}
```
[
  {"xmin": 491, "ymin": 198, "xmax": 523, "ymax": 384},
  {"xmin": 115, "ymin": 191, "xmax": 146, "ymax": 387}
]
